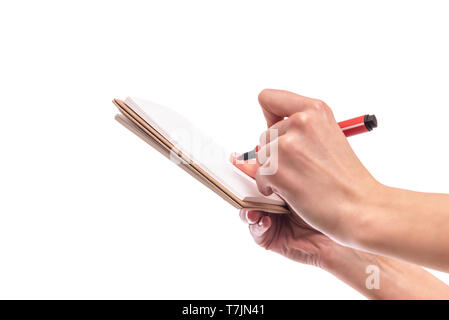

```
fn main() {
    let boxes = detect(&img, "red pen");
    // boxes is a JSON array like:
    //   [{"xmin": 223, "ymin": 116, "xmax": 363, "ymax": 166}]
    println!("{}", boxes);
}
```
[
  {"xmin": 338, "ymin": 114, "xmax": 377, "ymax": 137},
  {"xmin": 237, "ymin": 114, "xmax": 377, "ymax": 160}
]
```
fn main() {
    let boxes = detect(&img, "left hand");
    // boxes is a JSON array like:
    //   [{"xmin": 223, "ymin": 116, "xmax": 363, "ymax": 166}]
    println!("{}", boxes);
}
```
[{"xmin": 239, "ymin": 209, "xmax": 336, "ymax": 268}]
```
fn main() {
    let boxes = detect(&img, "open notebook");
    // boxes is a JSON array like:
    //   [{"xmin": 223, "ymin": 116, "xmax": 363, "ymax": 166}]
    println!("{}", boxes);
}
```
[{"xmin": 113, "ymin": 97, "xmax": 288, "ymax": 214}]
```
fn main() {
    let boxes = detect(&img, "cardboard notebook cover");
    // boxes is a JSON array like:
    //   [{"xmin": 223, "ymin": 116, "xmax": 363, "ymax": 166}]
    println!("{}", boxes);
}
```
[{"xmin": 113, "ymin": 98, "xmax": 289, "ymax": 214}]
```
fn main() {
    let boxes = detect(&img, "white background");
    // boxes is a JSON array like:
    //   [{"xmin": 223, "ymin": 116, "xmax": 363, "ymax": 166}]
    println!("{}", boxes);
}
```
[{"xmin": 1, "ymin": 0, "xmax": 448, "ymax": 299}]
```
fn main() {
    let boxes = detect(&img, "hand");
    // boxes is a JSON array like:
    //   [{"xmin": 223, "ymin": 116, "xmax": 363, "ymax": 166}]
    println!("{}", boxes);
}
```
[
  {"xmin": 250, "ymin": 89, "xmax": 381, "ymax": 244},
  {"xmin": 239, "ymin": 209, "xmax": 336, "ymax": 268},
  {"xmin": 234, "ymin": 89, "xmax": 449, "ymax": 298}
]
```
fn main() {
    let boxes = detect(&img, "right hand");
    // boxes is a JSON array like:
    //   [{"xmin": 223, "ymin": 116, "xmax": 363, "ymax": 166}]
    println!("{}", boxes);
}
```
[{"xmin": 249, "ymin": 89, "xmax": 381, "ymax": 244}]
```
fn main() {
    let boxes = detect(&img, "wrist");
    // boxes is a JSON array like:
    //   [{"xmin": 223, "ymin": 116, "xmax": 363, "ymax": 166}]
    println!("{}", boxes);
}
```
[
  {"xmin": 319, "ymin": 241, "xmax": 364, "ymax": 273},
  {"xmin": 338, "ymin": 179, "xmax": 388, "ymax": 248}
]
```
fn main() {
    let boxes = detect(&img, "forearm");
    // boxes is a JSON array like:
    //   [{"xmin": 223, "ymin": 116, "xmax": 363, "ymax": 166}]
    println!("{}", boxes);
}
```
[
  {"xmin": 350, "ymin": 184, "xmax": 449, "ymax": 272},
  {"xmin": 322, "ymin": 244, "xmax": 449, "ymax": 299}
]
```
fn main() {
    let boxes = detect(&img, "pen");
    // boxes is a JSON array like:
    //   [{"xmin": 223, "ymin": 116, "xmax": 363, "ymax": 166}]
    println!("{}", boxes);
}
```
[{"xmin": 238, "ymin": 114, "xmax": 377, "ymax": 160}]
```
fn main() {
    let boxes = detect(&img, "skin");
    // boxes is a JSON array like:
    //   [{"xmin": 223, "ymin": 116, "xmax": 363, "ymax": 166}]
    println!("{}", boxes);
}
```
[{"xmin": 233, "ymin": 89, "xmax": 449, "ymax": 299}]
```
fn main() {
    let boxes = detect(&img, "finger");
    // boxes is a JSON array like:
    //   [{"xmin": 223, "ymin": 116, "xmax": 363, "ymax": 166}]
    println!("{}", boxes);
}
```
[
  {"xmin": 255, "ymin": 162, "xmax": 274, "ymax": 196},
  {"xmin": 239, "ymin": 209, "xmax": 263, "ymax": 224},
  {"xmin": 247, "ymin": 210, "xmax": 263, "ymax": 224},
  {"xmin": 257, "ymin": 138, "xmax": 281, "ymax": 167},
  {"xmin": 256, "ymin": 143, "xmax": 271, "ymax": 166},
  {"xmin": 249, "ymin": 215, "xmax": 272, "ymax": 238},
  {"xmin": 259, "ymin": 118, "xmax": 289, "ymax": 147},
  {"xmin": 230, "ymin": 153, "xmax": 258, "ymax": 179},
  {"xmin": 258, "ymin": 89, "xmax": 320, "ymax": 127}
]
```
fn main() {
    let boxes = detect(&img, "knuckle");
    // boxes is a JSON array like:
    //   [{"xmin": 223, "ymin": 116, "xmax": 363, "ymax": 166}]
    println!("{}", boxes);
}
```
[
  {"xmin": 289, "ymin": 112, "xmax": 309, "ymax": 126},
  {"xmin": 258, "ymin": 89, "xmax": 270, "ymax": 104},
  {"xmin": 312, "ymin": 99, "xmax": 328, "ymax": 111},
  {"xmin": 312, "ymin": 99, "xmax": 332, "ymax": 115},
  {"xmin": 277, "ymin": 135, "xmax": 289, "ymax": 152},
  {"xmin": 277, "ymin": 134, "xmax": 298, "ymax": 155}
]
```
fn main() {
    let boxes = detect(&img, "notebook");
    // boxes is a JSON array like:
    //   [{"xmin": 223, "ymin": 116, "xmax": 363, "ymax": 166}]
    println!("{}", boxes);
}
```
[{"xmin": 113, "ymin": 97, "xmax": 289, "ymax": 214}]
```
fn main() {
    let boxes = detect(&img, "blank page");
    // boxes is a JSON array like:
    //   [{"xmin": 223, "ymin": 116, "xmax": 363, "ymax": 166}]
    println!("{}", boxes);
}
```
[{"xmin": 125, "ymin": 97, "xmax": 284, "ymax": 206}]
